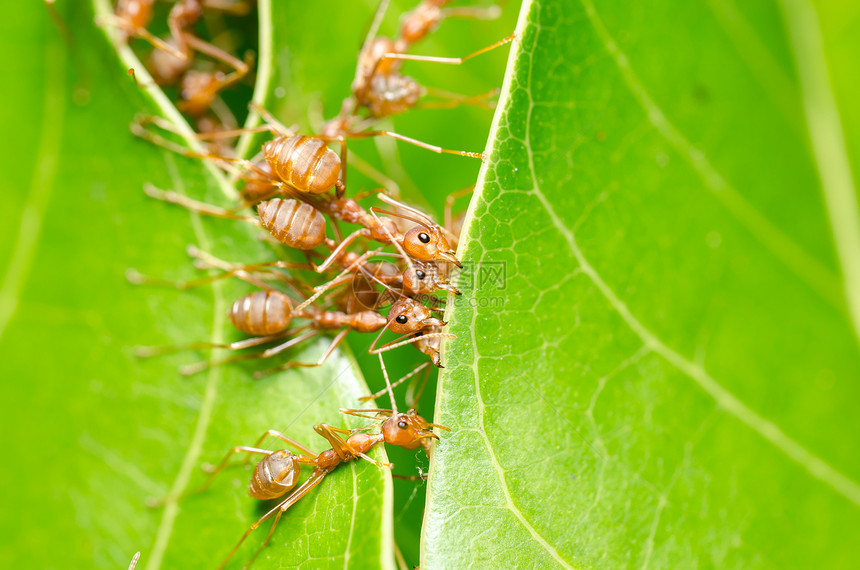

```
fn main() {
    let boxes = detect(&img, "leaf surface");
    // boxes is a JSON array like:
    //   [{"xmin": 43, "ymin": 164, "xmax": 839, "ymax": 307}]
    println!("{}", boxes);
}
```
[{"xmin": 423, "ymin": 0, "xmax": 860, "ymax": 567}]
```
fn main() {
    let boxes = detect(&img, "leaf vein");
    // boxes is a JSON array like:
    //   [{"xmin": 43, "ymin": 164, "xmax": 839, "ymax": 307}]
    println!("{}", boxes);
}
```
[{"xmin": 576, "ymin": 0, "xmax": 842, "ymax": 310}]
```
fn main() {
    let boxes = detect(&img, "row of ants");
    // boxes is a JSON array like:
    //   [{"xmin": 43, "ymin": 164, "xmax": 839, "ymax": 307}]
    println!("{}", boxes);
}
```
[{"xmin": 101, "ymin": 0, "xmax": 514, "ymax": 567}]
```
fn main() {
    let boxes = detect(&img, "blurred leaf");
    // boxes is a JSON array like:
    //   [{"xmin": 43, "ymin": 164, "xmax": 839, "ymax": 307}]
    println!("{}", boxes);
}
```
[
  {"xmin": 0, "ymin": 1, "xmax": 396, "ymax": 568},
  {"xmin": 424, "ymin": 0, "xmax": 860, "ymax": 567}
]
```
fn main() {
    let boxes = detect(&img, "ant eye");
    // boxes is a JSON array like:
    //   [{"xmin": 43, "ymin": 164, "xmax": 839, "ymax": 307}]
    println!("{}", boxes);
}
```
[
  {"xmin": 418, "ymin": 232, "xmax": 430, "ymax": 243},
  {"xmin": 396, "ymin": 315, "xmax": 408, "ymax": 324},
  {"xmin": 397, "ymin": 421, "xmax": 408, "ymax": 429},
  {"xmin": 416, "ymin": 270, "xmax": 426, "ymax": 279}
]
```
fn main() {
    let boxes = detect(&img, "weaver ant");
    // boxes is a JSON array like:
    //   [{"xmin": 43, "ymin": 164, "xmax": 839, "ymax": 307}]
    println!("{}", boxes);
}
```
[
  {"xmin": 150, "ymin": 406, "xmax": 447, "ymax": 569},
  {"xmin": 326, "ymin": 0, "xmax": 514, "ymax": 134}
]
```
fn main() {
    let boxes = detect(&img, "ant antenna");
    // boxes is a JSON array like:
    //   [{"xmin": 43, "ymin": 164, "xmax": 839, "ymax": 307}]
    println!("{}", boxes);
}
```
[{"xmin": 377, "ymin": 193, "xmax": 435, "ymax": 226}]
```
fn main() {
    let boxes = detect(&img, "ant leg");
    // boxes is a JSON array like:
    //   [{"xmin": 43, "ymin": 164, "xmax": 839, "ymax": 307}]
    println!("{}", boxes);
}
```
[
  {"xmin": 313, "ymin": 424, "xmax": 351, "ymax": 462},
  {"xmin": 248, "ymin": 102, "xmax": 295, "ymax": 137},
  {"xmin": 405, "ymin": 364, "xmax": 433, "ymax": 410},
  {"xmin": 377, "ymin": 353, "xmax": 398, "ymax": 412},
  {"xmin": 392, "ymin": 472, "xmax": 428, "ymax": 482},
  {"xmin": 135, "ymin": 113, "xmax": 274, "ymax": 143},
  {"xmin": 340, "ymin": 407, "xmax": 394, "ymax": 416},
  {"xmin": 203, "ymin": 0, "xmax": 253, "ymax": 15},
  {"xmin": 188, "ymin": 245, "xmax": 313, "ymax": 281},
  {"xmin": 356, "ymin": 452, "xmax": 393, "ymax": 470},
  {"xmin": 294, "ymin": 248, "xmax": 379, "ymax": 314},
  {"xmin": 143, "ymin": 184, "xmax": 262, "ymax": 226},
  {"xmin": 98, "ymin": 14, "xmax": 187, "ymax": 59},
  {"xmin": 379, "ymin": 33, "xmax": 516, "ymax": 67},
  {"xmin": 442, "ymin": 4, "xmax": 503, "ymax": 21},
  {"xmin": 209, "ymin": 98, "xmax": 239, "ymax": 131},
  {"xmin": 418, "ymin": 87, "xmax": 500, "ymax": 111},
  {"xmin": 217, "ymin": 491, "xmax": 302, "ymax": 570},
  {"xmin": 359, "ymin": 361, "xmax": 431, "ymax": 404},
  {"xmin": 244, "ymin": 509, "xmax": 284, "ymax": 569},
  {"xmin": 220, "ymin": 471, "xmax": 329, "ymax": 570},
  {"xmin": 317, "ymin": 424, "xmax": 393, "ymax": 471},
  {"xmin": 254, "ymin": 328, "xmax": 350, "ymax": 377},
  {"xmin": 135, "ymin": 333, "xmax": 289, "ymax": 358},
  {"xmin": 195, "ymin": 124, "xmax": 276, "ymax": 141},
  {"xmin": 184, "ymin": 33, "xmax": 251, "ymax": 87},
  {"xmin": 181, "ymin": 328, "xmax": 319, "ymax": 376},
  {"xmin": 132, "ymin": 119, "xmax": 273, "ymax": 178},
  {"xmin": 125, "ymin": 265, "xmax": 286, "ymax": 291},
  {"xmin": 353, "ymin": 186, "xmax": 387, "ymax": 202},
  {"xmin": 190, "ymin": 446, "xmax": 271, "ymax": 494},
  {"xmin": 294, "ymin": 273, "xmax": 352, "ymax": 315},
  {"xmin": 246, "ymin": 429, "xmax": 317, "ymax": 460},
  {"xmin": 313, "ymin": 228, "xmax": 371, "ymax": 274},
  {"xmin": 369, "ymin": 332, "xmax": 456, "ymax": 355},
  {"xmin": 348, "ymin": 130, "xmax": 483, "ymax": 160}
]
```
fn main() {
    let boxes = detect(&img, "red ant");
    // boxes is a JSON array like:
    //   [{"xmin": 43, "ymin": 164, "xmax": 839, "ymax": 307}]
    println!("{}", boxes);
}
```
[
  {"xmin": 150, "ymin": 406, "xmax": 447, "ymax": 569},
  {"xmin": 326, "ymin": 0, "xmax": 514, "ymax": 133}
]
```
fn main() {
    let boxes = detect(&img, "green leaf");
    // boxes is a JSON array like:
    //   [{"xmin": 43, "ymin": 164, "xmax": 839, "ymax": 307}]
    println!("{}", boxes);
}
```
[
  {"xmin": 424, "ymin": 0, "xmax": 860, "ymax": 567},
  {"xmin": 0, "ymin": 2, "xmax": 395, "ymax": 568}
]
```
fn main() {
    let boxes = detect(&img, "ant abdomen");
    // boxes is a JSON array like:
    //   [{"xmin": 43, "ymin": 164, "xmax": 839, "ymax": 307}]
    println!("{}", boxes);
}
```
[
  {"xmin": 257, "ymin": 198, "xmax": 327, "ymax": 250},
  {"xmin": 228, "ymin": 290, "xmax": 292, "ymax": 335},
  {"xmin": 248, "ymin": 450, "xmax": 302, "ymax": 500},
  {"xmin": 263, "ymin": 135, "xmax": 340, "ymax": 195}
]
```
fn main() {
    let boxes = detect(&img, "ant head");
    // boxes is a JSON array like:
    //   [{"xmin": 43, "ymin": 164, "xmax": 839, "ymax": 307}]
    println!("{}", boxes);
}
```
[
  {"xmin": 402, "ymin": 262, "xmax": 461, "ymax": 296},
  {"xmin": 387, "ymin": 298, "xmax": 446, "ymax": 334},
  {"xmin": 402, "ymin": 226, "xmax": 462, "ymax": 268},
  {"xmin": 382, "ymin": 410, "xmax": 444, "ymax": 449}
]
